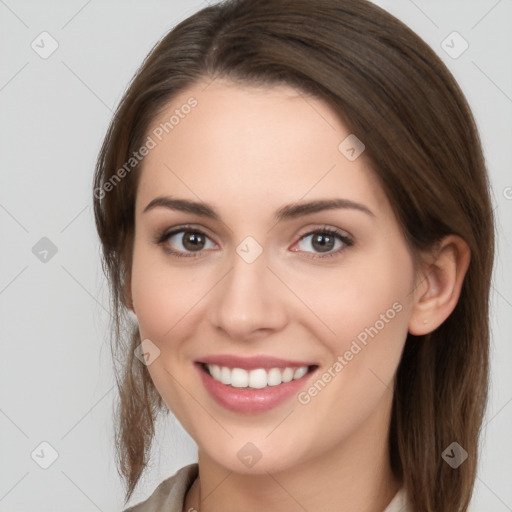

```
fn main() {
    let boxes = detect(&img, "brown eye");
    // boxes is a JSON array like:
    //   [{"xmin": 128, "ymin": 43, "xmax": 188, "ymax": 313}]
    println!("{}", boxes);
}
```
[
  {"xmin": 181, "ymin": 231, "xmax": 207, "ymax": 251},
  {"xmin": 311, "ymin": 232, "xmax": 336, "ymax": 252},
  {"xmin": 158, "ymin": 228, "xmax": 217, "ymax": 256},
  {"xmin": 293, "ymin": 228, "xmax": 353, "ymax": 258}
]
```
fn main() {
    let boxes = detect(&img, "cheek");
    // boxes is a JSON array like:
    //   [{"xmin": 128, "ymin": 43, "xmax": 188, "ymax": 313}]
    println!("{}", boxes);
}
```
[
  {"xmin": 288, "ymin": 251, "xmax": 413, "ymax": 452},
  {"xmin": 130, "ymin": 242, "xmax": 206, "ymax": 340},
  {"xmin": 129, "ymin": 243, "xmax": 205, "ymax": 416},
  {"xmin": 266, "ymin": 260, "xmax": 412, "ymax": 468},
  {"xmin": 294, "ymin": 245, "xmax": 414, "ymax": 358}
]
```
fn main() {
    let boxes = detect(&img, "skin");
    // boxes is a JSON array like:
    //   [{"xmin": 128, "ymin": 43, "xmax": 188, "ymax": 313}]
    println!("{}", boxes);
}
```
[{"xmin": 128, "ymin": 79, "xmax": 470, "ymax": 512}]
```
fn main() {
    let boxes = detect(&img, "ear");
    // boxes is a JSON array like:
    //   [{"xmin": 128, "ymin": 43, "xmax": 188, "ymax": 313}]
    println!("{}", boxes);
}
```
[{"xmin": 408, "ymin": 235, "xmax": 470, "ymax": 335}]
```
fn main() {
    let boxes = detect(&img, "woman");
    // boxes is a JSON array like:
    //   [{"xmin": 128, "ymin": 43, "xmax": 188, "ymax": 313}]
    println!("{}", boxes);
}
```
[{"xmin": 93, "ymin": 0, "xmax": 495, "ymax": 511}]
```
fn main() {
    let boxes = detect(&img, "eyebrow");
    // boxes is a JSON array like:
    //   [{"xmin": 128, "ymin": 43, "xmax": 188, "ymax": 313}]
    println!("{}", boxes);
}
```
[{"xmin": 143, "ymin": 196, "xmax": 375, "ymax": 221}]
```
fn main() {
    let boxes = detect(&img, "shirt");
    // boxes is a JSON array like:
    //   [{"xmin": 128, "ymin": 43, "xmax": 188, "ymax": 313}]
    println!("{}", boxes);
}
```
[{"xmin": 124, "ymin": 463, "xmax": 411, "ymax": 512}]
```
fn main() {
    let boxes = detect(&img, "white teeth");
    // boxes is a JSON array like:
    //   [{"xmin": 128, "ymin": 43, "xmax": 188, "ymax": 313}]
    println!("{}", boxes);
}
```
[
  {"xmin": 205, "ymin": 364, "xmax": 311, "ymax": 389},
  {"xmin": 231, "ymin": 368, "xmax": 249, "ymax": 388},
  {"xmin": 211, "ymin": 364, "xmax": 221, "ymax": 381},
  {"xmin": 267, "ymin": 368, "xmax": 282, "ymax": 386},
  {"xmin": 248, "ymin": 369, "xmax": 267, "ymax": 389},
  {"xmin": 221, "ymin": 366, "xmax": 231, "ymax": 385},
  {"xmin": 294, "ymin": 366, "xmax": 308, "ymax": 379},
  {"xmin": 281, "ymin": 367, "xmax": 294, "ymax": 383}
]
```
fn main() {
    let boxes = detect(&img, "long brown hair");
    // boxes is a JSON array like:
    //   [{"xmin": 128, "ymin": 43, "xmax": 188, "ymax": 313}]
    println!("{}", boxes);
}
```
[{"xmin": 93, "ymin": 1, "xmax": 495, "ymax": 510}]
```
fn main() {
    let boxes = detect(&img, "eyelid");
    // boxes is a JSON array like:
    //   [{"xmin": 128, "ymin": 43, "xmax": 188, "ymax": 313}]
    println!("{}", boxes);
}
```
[
  {"xmin": 155, "ymin": 223, "xmax": 216, "ymax": 244},
  {"xmin": 294, "ymin": 224, "xmax": 353, "ymax": 242}
]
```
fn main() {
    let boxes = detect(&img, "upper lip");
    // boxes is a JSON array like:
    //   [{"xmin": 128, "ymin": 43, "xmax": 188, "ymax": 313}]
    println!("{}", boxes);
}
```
[{"xmin": 197, "ymin": 355, "xmax": 317, "ymax": 370}]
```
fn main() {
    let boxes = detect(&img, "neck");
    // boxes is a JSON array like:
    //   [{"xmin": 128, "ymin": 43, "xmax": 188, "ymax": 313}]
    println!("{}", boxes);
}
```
[{"xmin": 185, "ymin": 394, "xmax": 400, "ymax": 512}]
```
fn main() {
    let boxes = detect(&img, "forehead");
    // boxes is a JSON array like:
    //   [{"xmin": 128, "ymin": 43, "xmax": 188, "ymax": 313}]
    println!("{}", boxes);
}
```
[{"xmin": 135, "ymin": 79, "xmax": 388, "ymax": 217}]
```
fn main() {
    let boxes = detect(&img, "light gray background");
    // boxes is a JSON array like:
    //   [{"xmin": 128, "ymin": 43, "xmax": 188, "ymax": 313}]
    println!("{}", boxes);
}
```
[{"xmin": 0, "ymin": 0, "xmax": 511, "ymax": 510}]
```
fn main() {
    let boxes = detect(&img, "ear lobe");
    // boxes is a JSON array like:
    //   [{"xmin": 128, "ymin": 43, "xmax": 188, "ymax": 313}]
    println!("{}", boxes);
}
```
[
  {"xmin": 408, "ymin": 235, "xmax": 470, "ymax": 335},
  {"xmin": 125, "ymin": 292, "xmax": 138, "ymax": 322},
  {"xmin": 121, "ymin": 274, "xmax": 136, "ymax": 316}
]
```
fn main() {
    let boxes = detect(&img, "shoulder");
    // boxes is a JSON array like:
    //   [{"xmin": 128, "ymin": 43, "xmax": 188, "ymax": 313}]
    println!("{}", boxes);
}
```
[
  {"xmin": 383, "ymin": 487, "xmax": 413, "ymax": 512},
  {"xmin": 123, "ymin": 463, "xmax": 199, "ymax": 512}
]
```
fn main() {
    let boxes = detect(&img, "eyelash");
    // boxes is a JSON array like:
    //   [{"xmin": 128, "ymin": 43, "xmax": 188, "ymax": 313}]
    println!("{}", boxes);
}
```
[{"xmin": 154, "ymin": 224, "xmax": 354, "ymax": 260}]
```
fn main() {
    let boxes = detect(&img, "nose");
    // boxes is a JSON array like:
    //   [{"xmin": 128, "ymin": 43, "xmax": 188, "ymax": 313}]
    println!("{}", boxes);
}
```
[{"xmin": 207, "ymin": 247, "xmax": 289, "ymax": 341}]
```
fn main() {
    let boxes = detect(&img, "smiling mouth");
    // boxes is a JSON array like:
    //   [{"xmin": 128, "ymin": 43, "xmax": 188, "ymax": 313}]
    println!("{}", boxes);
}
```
[{"xmin": 200, "ymin": 363, "xmax": 318, "ymax": 389}]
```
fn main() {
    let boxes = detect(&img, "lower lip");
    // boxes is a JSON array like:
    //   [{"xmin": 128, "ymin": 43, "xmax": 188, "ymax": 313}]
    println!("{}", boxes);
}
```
[{"xmin": 196, "ymin": 363, "xmax": 317, "ymax": 414}]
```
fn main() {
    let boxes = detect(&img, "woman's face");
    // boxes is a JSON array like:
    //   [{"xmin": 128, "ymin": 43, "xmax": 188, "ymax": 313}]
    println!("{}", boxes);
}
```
[{"xmin": 130, "ymin": 79, "xmax": 418, "ymax": 474}]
